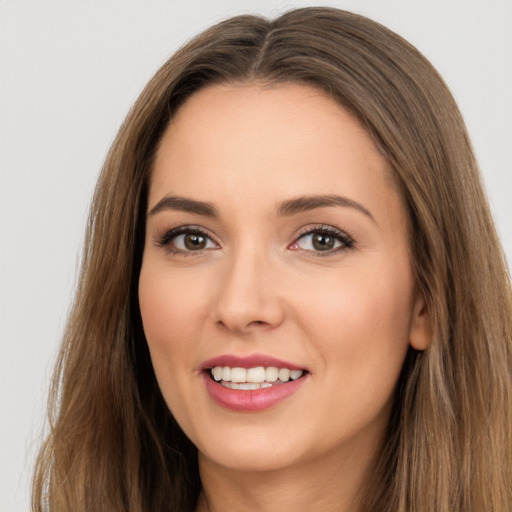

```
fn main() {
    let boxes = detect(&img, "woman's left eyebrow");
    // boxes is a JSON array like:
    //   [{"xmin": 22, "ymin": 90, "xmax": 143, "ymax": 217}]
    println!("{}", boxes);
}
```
[
  {"xmin": 276, "ymin": 194, "xmax": 376, "ymax": 224},
  {"xmin": 148, "ymin": 194, "xmax": 375, "ymax": 222}
]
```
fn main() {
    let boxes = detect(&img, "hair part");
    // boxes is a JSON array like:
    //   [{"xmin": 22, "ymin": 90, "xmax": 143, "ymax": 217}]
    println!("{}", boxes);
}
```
[{"xmin": 33, "ymin": 7, "xmax": 512, "ymax": 512}]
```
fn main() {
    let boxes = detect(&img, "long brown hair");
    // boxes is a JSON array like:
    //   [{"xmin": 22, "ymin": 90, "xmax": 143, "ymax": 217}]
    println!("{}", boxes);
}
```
[{"xmin": 33, "ymin": 7, "xmax": 512, "ymax": 511}]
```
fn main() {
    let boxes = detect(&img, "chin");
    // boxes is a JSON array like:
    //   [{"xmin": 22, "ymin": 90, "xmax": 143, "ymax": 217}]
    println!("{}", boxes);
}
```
[{"xmin": 196, "ymin": 430, "xmax": 306, "ymax": 473}]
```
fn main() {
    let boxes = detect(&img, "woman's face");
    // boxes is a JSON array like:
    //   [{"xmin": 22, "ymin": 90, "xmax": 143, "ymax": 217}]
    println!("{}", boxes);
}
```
[{"xmin": 139, "ymin": 83, "xmax": 429, "ymax": 474}]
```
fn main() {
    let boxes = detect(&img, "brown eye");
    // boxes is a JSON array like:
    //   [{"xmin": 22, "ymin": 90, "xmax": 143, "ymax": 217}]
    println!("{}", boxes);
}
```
[
  {"xmin": 312, "ymin": 233, "xmax": 336, "ymax": 251},
  {"xmin": 184, "ymin": 233, "xmax": 207, "ymax": 250},
  {"xmin": 289, "ymin": 226, "xmax": 354, "ymax": 254},
  {"xmin": 157, "ymin": 228, "xmax": 218, "ymax": 253}
]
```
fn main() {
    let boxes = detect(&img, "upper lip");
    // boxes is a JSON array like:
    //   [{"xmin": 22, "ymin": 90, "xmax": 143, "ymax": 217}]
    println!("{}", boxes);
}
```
[{"xmin": 201, "ymin": 353, "xmax": 307, "ymax": 371}]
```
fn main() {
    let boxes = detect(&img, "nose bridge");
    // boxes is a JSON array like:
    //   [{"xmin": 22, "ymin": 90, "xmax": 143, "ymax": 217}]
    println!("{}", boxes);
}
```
[{"xmin": 214, "ymin": 239, "xmax": 283, "ymax": 332}]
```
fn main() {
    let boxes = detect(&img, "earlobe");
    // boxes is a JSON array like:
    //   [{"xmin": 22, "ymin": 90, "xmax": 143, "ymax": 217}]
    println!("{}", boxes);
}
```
[{"xmin": 409, "ymin": 292, "xmax": 431, "ymax": 351}]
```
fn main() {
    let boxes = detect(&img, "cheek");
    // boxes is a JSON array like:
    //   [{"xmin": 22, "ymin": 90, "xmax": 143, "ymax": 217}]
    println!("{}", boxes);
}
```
[
  {"xmin": 138, "ymin": 261, "xmax": 215, "ymax": 428},
  {"xmin": 139, "ymin": 264, "xmax": 209, "ymax": 347},
  {"xmin": 295, "ymin": 268, "xmax": 415, "ymax": 446},
  {"xmin": 138, "ymin": 262, "xmax": 213, "ymax": 396},
  {"xmin": 297, "ymin": 261, "xmax": 415, "ymax": 380}
]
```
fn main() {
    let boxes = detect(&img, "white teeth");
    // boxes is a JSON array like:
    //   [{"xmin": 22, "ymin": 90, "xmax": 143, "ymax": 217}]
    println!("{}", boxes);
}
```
[
  {"xmin": 230, "ymin": 367, "xmax": 247, "ymax": 383},
  {"xmin": 210, "ymin": 365, "xmax": 304, "ymax": 386},
  {"xmin": 221, "ymin": 366, "xmax": 231, "ymax": 381},
  {"xmin": 265, "ymin": 367, "xmax": 279, "ymax": 382},
  {"xmin": 238, "ymin": 382, "xmax": 261, "ymax": 390},
  {"xmin": 290, "ymin": 369, "xmax": 303, "ymax": 380},
  {"xmin": 278, "ymin": 368, "xmax": 290, "ymax": 382},
  {"xmin": 211, "ymin": 367, "xmax": 223, "ymax": 381},
  {"xmin": 246, "ymin": 366, "xmax": 266, "ymax": 383}
]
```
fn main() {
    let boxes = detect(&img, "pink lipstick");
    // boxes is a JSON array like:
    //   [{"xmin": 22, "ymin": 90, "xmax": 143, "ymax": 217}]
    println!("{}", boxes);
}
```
[{"xmin": 202, "ymin": 353, "xmax": 305, "ymax": 371}]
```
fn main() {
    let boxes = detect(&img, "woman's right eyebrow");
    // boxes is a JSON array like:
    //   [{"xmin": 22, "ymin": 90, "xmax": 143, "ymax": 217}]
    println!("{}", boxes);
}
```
[
  {"xmin": 148, "ymin": 193, "xmax": 375, "ymax": 223},
  {"xmin": 148, "ymin": 195, "xmax": 219, "ymax": 217}
]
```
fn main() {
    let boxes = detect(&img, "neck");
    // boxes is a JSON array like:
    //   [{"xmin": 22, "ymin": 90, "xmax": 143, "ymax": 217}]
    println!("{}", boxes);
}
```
[{"xmin": 195, "ymin": 441, "xmax": 378, "ymax": 512}]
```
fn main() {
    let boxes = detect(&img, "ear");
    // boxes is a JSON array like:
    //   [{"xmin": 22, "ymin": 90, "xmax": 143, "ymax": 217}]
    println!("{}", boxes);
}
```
[{"xmin": 409, "ymin": 291, "xmax": 431, "ymax": 351}]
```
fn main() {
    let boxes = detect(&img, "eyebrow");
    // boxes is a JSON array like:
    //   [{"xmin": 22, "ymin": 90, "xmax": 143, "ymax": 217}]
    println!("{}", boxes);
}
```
[
  {"xmin": 148, "ymin": 193, "xmax": 375, "ymax": 223},
  {"xmin": 148, "ymin": 195, "xmax": 219, "ymax": 217},
  {"xmin": 276, "ymin": 194, "xmax": 375, "ymax": 223}
]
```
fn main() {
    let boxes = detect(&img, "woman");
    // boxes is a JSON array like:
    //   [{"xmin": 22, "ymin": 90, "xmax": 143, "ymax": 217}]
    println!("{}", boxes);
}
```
[{"xmin": 32, "ymin": 7, "xmax": 512, "ymax": 512}]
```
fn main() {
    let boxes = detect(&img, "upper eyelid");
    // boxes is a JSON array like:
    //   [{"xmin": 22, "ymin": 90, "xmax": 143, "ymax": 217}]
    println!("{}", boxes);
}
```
[
  {"xmin": 294, "ymin": 224, "xmax": 353, "ymax": 240},
  {"xmin": 290, "ymin": 224, "xmax": 356, "ymax": 252},
  {"xmin": 153, "ymin": 225, "xmax": 219, "ymax": 247},
  {"xmin": 152, "ymin": 223, "xmax": 354, "ymax": 249}
]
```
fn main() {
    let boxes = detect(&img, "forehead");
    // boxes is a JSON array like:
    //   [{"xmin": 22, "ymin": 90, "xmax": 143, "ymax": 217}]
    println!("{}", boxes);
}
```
[{"xmin": 150, "ymin": 82, "xmax": 401, "ymax": 220}]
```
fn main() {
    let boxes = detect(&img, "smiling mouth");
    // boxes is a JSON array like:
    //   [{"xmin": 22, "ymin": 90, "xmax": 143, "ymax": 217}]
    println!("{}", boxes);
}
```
[{"xmin": 208, "ymin": 366, "xmax": 307, "ymax": 390}]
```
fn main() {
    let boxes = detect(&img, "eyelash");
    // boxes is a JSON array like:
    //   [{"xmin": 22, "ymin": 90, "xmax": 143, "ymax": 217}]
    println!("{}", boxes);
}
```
[
  {"xmin": 154, "ymin": 225, "xmax": 218, "ymax": 255},
  {"xmin": 291, "ymin": 225, "xmax": 355, "ymax": 256},
  {"xmin": 154, "ymin": 224, "xmax": 355, "ymax": 256}
]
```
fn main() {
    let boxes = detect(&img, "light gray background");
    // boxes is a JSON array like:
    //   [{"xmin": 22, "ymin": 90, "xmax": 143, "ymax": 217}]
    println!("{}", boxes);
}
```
[{"xmin": 1, "ymin": 1, "xmax": 511, "ymax": 510}]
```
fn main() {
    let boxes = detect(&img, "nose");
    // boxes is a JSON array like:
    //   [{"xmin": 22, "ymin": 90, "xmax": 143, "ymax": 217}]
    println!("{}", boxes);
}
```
[{"xmin": 213, "ymin": 247, "xmax": 285, "ymax": 334}]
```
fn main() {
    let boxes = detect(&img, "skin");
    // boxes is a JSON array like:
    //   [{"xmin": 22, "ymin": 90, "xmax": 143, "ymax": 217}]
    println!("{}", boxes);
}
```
[{"xmin": 139, "ymin": 83, "xmax": 429, "ymax": 512}]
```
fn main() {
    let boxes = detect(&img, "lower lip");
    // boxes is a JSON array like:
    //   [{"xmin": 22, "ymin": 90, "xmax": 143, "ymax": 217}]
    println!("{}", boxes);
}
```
[{"xmin": 203, "ymin": 373, "xmax": 307, "ymax": 412}]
